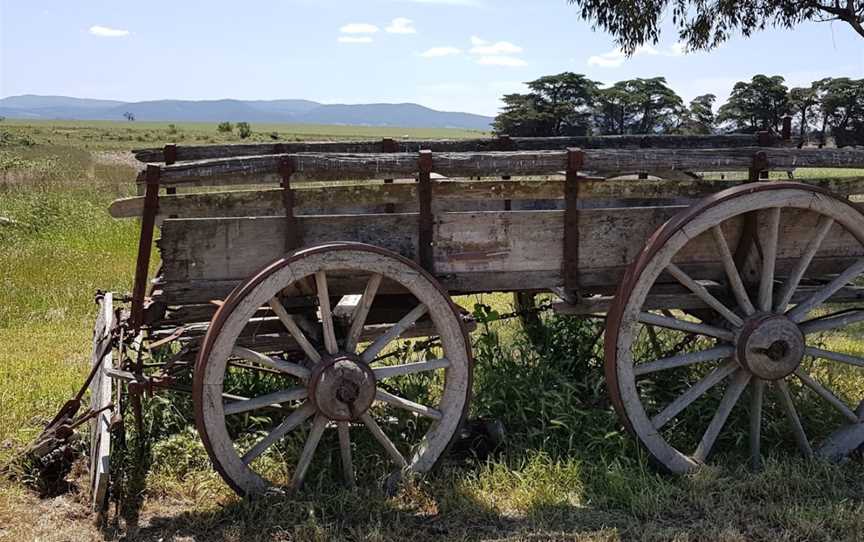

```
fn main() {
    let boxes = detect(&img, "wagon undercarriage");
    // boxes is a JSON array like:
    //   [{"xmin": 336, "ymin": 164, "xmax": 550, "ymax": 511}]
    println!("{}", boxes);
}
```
[{"xmin": 59, "ymin": 133, "xmax": 864, "ymax": 510}]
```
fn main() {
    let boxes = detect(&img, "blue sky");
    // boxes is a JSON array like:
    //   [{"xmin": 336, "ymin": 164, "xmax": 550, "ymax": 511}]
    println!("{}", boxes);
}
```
[{"xmin": 1, "ymin": 0, "xmax": 862, "ymax": 116}]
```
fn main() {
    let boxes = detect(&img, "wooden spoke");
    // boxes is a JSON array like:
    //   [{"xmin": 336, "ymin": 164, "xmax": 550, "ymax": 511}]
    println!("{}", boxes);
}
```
[
  {"xmin": 693, "ymin": 370, "xmax": 751, "ymax": 463},
  {"xmin": 315, "ymin": 271, "xmax": 338, "ymax": 355},
  {"xmin": 787, "ymin": 257, "xmax": 864, "ymax": 322},
  {"xmin": 224, "ymin": 387, "xmax": 307, "ymax": 416},
  {"xmin": 774, "ymin": 215, "xmax": 834, "ymax": 312},
  {"xmin": 360, "ymin": 413, "xmax": 408, "ymax": 467},
  {"xmin": 375, "ymin": 389, "xmax": 442, "ymax": 420},
  {"xmin": 344, "ymin": 273, "xmax": 383, "ymax": 353},
  {"xmin": 666, "ymin": 264, "xmax": 744, "ymax": 327},
  {"xmin": 634, "ymin": 345, "xmax": 735, "ymax": 376},
  {"xmin": 373, "ymin": 358, "xmax": 450, "ymax": 380},
  {"xmin": 651, "ymin": 360, "xmax": 738, "ymax": 429},
  {"xmin": 794, "ymin": 370, "xmax": 860, "ymax": 423},
  {"xmin": 775, "ymin": 380, "xmax": 813, "ymax": 458},
  {"xmin": 360, "ymin": 303, "xmax": 429, "ymax": 363},
  {"xmin": 232, "ymin": 346, "xmax": 310, "ymax": 380},
  {"xmin": 268, "ymin": 298, "xmax": 322, "ymax": 364},
  {"xmin": 638, "ymin": 312, "xmax": 734, "ymax": 341},
  {"xmin": 750, "ymin": 379, "xmax": 765, "ymax": 470},
  {"xmin": 291, "ymin": 413, "xmax": 329, "ymax": 489},
  {"xmin": 804, "ymin": 346, "xmax": 864, "ymax": 368},
  {"xmin": 712, "ymin": 225, "xmax": 755, "ymax": 315},
  {"xmin": 337, "ymin": 422, "xmax": 354, "ymax": 487},
  {"xmin": 800, "ymin": 310, "xmax": 864, "ymax": 335},
  {"xmin": 757, "ymin": 208, "xmax": 781, "ymax": 312},
  {"xmin": 241, "ymin": 402, "xmax": 315, "ymax": 465}
]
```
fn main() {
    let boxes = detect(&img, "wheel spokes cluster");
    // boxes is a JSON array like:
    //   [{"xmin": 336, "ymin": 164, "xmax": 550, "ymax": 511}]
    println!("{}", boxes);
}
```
[
  {"xmin": 223, "ymin": 271, "xmax": 449, "ymax": 488},
  {"xmin": 634, "ymin": 207, "xmax": 864, "ymax": 465}
]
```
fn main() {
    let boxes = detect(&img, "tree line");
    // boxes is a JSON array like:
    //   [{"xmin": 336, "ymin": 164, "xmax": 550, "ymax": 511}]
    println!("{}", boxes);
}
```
[{"xmin": 493, "ymin": 73, "xmax": 864, "ymax": 145}]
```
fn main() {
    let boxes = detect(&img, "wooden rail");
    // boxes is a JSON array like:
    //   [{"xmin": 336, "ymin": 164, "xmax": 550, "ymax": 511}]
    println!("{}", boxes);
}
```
[
  {"xmin": 111, "ymin": 176, "xmax": 864, "ymax": 220},
  {"xmin": 138, "ymin": 147, "xmax": 864, "ymax": 188},
  {"xmin": 132, "ymin": 133, "xmax": 789, "ymax": 163}
]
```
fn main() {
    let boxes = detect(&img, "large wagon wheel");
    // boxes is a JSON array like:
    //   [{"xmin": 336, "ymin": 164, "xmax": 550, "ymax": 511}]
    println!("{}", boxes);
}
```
[
  {"xmin": 607, "ymin": 183, "xmax": 864, "ymax": 472},
  {"xmin": 193, "ymin": 243, "xmax": 472, "ymax": 496}
]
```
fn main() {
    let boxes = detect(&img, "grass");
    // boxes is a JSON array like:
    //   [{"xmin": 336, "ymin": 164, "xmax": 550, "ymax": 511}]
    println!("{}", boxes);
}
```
[
  {"xmin": 0, "ymin": 119, "xmax": 485, "ymax": 152},
  {"xmin": 1, "ymin": 121, "xmax": 863, "ymax": 541}
]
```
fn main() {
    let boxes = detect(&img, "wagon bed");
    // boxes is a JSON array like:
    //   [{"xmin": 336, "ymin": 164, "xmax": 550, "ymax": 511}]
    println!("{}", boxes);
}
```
[{"xmin": 83, "ymin": 133, "xmax": 864, "ymax": 505}]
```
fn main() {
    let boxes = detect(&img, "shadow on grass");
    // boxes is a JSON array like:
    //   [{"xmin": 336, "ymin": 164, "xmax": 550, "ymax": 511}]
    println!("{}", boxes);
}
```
[{"xmin": 97, "ymin": 452, "xmax": 864, "ymax": 542}]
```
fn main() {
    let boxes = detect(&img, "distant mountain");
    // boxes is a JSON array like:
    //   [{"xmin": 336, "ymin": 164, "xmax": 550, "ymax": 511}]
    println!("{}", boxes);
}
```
[{"xmin": 0, "ymin": 95, "xmax": 493, "ymax": 130}]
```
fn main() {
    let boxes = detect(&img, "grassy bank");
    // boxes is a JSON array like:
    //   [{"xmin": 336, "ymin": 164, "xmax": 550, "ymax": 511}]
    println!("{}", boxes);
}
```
[{"xmin": 1, "ymin": 122, "xmax": 863, "ymax": 541}]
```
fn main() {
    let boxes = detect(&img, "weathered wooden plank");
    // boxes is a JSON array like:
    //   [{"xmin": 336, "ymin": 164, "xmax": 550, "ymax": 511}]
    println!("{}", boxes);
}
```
[
  {"xmin": 146, "ymin": 148, "xmax": 864, "ymax": 188},
  {"xmin": 90, "ymin": 293, "xmax": 113, "ymax": 512},
  {"xmin": 153, "ymin": 205, "xmax": 864, "ymax": 307},
  {"xmin": 133, "ymin": 134, "xmax": 781, "ymax": 163},
  {"xmin": 112, "ymin": 176, "xmax": 864, "ymax": 220}
]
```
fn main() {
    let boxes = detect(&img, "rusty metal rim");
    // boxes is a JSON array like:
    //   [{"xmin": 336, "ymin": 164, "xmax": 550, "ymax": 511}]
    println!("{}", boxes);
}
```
[
  {"xmin": 603, "ymin": 181, "xmax": 864, "ymax": 445},
  {"xmin": 192, "ymin": 241, "xmax": 474, "ymax": 497}
]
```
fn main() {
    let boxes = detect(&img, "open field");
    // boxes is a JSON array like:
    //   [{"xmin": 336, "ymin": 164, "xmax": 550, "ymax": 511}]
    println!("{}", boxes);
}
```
[{"xmin": 1, "ymin": 121, "xmax": 863, "ymax": 541}]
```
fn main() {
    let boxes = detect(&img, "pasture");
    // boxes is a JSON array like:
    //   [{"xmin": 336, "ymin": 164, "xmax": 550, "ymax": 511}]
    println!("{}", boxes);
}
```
[{"xmin": 1, "ymin": 120, "xmax": 863, "ymax": 542}]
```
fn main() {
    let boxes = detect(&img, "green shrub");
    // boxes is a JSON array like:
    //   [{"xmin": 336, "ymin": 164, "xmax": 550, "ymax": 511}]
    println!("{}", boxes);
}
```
[{"xmin": 237, "ymin": 122, "xmax": 252, "ymax": 139}]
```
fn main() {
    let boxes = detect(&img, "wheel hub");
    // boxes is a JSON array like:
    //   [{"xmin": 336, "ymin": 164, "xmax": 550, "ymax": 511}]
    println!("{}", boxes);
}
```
[
  {"xmin": 736, "ymin": 314, "xmax": 805, "ymax": 380},
  {"xmin": 308, "ymin": 353, "xmax": 376, "ymax": 421}
]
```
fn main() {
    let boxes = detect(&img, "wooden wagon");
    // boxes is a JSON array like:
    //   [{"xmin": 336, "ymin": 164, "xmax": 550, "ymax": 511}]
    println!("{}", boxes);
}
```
[{"xmin": 86, "ymin": 133, "xmax": 864, "ymax": 504}]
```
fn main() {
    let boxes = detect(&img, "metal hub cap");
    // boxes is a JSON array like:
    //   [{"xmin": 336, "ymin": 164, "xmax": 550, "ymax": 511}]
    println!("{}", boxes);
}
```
[
  {"xmin": 309, "ymin": 353, "xmax": 376, "ymax": 421},
  {"xmin": 736, "ymin": 314, "xmax": 805, "ymax": 380}
]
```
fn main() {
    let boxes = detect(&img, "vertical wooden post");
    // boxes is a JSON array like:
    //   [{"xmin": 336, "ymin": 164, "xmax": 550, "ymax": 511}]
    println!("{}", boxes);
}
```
[
  {"xmin": 130, "ymin": 164, "xmax": 161, "ymax": 331},
  {"xmin": 382, "ymin": 138, "xmax": 399, "ymax": 213},
  {"xmin": 749, "ymin": 151, "xmax": 769, "ymax": 183},
  {"xmin": 417, "ymin": 150, "xmax": 434, "ymax": 272},
  {"xmin": 163, "ymin": 145, "xmax": 178, "ymax": 219},
  {"xmin": 496, "ymin": 135, "xmax": 513, "ymax": 209},
  {"xmin": 563, "ymin": 148, "xmax": 584, "ymax": 297},
  {"xmin": 782, "ymin": 116, "xmax": 792, "ymax": 141},
  {"xmin": 280, "ymin": 158, "xmax": 300, "ymax": 253}
]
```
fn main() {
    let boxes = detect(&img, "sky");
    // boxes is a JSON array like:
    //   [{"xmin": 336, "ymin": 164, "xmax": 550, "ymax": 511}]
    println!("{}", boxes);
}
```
[{"xmin": 1, "ymin": 0, "xmax": 862, "ymax": 117}]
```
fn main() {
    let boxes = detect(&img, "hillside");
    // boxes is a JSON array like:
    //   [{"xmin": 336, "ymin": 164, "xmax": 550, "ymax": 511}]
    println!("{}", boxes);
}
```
[{"xmin": 0, "ymin": 95, "xmax": 493, "ymax": 130}]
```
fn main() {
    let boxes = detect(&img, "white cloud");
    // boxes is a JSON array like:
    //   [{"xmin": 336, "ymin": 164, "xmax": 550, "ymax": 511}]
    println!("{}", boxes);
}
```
[
  {"xmin": 340, "ymin": 23, "xmax": 379, "ymax": 34},
  {"xmin": 420, "ymin": 46, "xmax": 462, "ymax": 57},
  {"xmin": 470, "ymin": 40, "xmax": 522, "ymax": 55},
  {"xmin": 587, "ymin": 49, "xmax": 625, "ymax": 67},
  {"xmin": 467, "ymin": 36, "xmax": 526, "ymax": 66},
  {"xmin": 386, "ymin": 17, "xmax": 416, "ymax": 34},
  {"xmin": 477, "ymin": 55, "xmax": 527, "ymax": 67},
  {"xmin": 89, "ymin": 25, "xmax": 129, "ymax": 38},
  {"xmin": 338, "ymin": 36, "xmax": 374, "ymax": 43},
  {"xmin": 587, "ymin": 42, "xmax": 681, "ymax": 68}
]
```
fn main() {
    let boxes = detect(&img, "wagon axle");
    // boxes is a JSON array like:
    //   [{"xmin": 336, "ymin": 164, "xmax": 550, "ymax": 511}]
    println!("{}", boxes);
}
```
[
  {"xmin": 309, "ymin": 354, "xmax": 377, "ymax": 422},
  {"xmin": 737, "ymin": 313, "xmax": 805, "ymax": 381}
]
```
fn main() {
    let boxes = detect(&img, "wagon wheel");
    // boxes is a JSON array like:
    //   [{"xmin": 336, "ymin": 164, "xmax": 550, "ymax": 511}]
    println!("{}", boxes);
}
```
[
  {"xmin": 606, "ymin": 182, "xmax": 864, "ymax": 473},
  {"xmin": 193, "ymin": 243, "xmax": 472, "ymax": 496}
]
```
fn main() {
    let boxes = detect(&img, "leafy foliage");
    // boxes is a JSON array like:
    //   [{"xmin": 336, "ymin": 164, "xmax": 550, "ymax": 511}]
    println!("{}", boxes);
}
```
[
  {"xmin": 717, "ymin": 75, "xmax": 790, "ymax": 133},
  {"xmin": 217, "ymin": 121, "xmax": 234, "ymax": 133},
  {"xmin": 593, "ymin": 77, "xmax": 686, "ymax": 135},
  {"xmin": 494, "ymin": 73, "xmax": 598, "ymax": 136},
  {"xmin": 566, "ymin": 0, "xmax": 864, "ymax": 53},
  {"xmin": 237, "ymin": 121, "xmax": 252, "ymax": 139}
]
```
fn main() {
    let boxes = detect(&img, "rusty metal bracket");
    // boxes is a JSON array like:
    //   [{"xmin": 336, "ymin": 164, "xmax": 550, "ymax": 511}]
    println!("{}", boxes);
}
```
[
  {"xmin": 563, "ymin": 148, "xmax": 585, "ymax": 296},
  {"xmin": 130, "ymin": 165, "xmax": 161, "ymax": 331},
  {"xmin": 418, "ymin": 150, "xmax": 434, "ymax": 272},
  {"xmin": 280, "ymin": 158, "xmax": 300, "ymax": 253}
]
